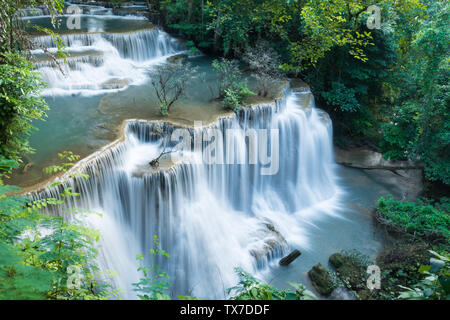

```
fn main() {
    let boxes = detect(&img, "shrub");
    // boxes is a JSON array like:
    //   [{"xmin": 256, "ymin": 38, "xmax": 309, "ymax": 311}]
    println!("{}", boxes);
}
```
[
  {"xmin": 376, "ymin": 196, "xmax": 450, "ymax": 242},
  {"xmin": 0, "ymin": 53, "xmax": 49, "ymax": 162},
  {"xmin": 222, "ymin": 80, "xmax": 254, "ymax": 113},
  {"xmin": 398, "ymin": 250, "xmax": 450, "ymax": 300},
  {"xmin": 242, "ymin": 41, "xmax": 283, "ymax": 97},
  {"xmin": 228, "ymin": 268, "xmax": 316, "ymax": 300}
]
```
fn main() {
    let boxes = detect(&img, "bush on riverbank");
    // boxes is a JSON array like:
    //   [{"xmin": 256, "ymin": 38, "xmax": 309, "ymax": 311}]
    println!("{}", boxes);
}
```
[
  {"xmin": 374, "ymin": 196, "xmax": 450, "ymax": 300},
  {"xmin": 0, "ymin": 158, "xmax": 115, "ymax": 300},
  {"xmin": 325, "ymin": 197, "xmax": 450, "ymax": 300},
  {"xmin": 229, "ymin": 268, "xmax": 316, "ymax": 300},
  {"xmin": 376, "ymin": 196, "xmax": 450, "ymax": 244}
]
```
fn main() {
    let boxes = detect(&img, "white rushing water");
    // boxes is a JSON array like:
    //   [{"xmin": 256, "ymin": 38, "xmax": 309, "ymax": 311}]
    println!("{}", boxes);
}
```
[
  {"xmin": 34, "ymin": 87, "xmax": 342, "ymax": 299},
  {"xmin": 32, "ymin": 29, "xmax": 184, "ymax": 96}
]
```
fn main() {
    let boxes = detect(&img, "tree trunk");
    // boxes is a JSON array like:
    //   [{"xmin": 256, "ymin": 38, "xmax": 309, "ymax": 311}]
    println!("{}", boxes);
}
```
[
  {"xmin": 213, "ymin": 12, "xmax": 222, "ymax": 53},
  {"xmin": 188, "ymin": 0, "xmax": 193, "ymax": 22}
]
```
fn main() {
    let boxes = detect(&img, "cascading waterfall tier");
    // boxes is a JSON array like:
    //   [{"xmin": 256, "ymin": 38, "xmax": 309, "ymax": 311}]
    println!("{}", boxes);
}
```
[
  {"xmin": 32, "ymin": 85, "xmax": 340, "ymax": 299},
  {"xmin": 31, "ymin": 29, "xmax": 185, "ymax": 95}
]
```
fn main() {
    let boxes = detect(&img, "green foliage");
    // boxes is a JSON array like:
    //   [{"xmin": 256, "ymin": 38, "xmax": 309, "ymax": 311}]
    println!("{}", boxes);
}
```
[
  {"xmin": 305, "ymin": 26, "xmax": 397, "ymax": 141},
  {"xmin": 0, "ymin": 156, "xmax": 113, "ymax": 300},
  {"xmin": 0, "ymin": 53, "xmax": 49, "ymax": 162},
  {"xmin": 0, "ymin": 0, "xmax": 65, "ymax": 53},
  {"xmin": 164, "ymin": 0, "xmax": 296, "ymax": 57},
  {"xmin": 228, "ymin": 268, "xmax": 316, "ymax": 300},
  {"xmin": 212, "ymin": 58, "xmax": 254, "ymax": 112},
  {"xmin": 45, "ymin": 151, "xmax": 81, "ymax": 175},
  {"xmin": 380, "ymin": 1, "xmax": 450, "ymax": 185},
  {"xmin": 184, "ymin": 40, "xmax": 200, "ymax": 56},
  {"xmin": 222, "ymin": 81, "xmax": 254, "ymax": 113},
  {"xmin": 328, "ymin": 250, "xmax": 375, "ymax": 299},
  {"xmin": 0, "ymin": 241, "xmax": 53, "ymax": 299},
  {"xmin": 211, "ymin": 58, "xmax": 240, "ymax": 97},
  {"xmin": 321, "ymin": 82, "xmax": 360, "ymax": 113},
  {"xmin": 0, "ymin": 1, "xmax": 69, "ymax": 163},
  {"xmin": 287, "ymin": 0, "xmax": 424, "ymax": 70},
  {"xmin": 222, "ymin": 88, "xmax": 241, "ymax": 113},
  {"xmin": 376, "ymin": 196, "xmax": 450, "ymax": 242},
  {"xmin": 398, "ymin": 250, "xmax": 450, "ymax": 300},
  {"xmin": 133, "ymin": 235, "xmax": 171, "ymax": 300}
]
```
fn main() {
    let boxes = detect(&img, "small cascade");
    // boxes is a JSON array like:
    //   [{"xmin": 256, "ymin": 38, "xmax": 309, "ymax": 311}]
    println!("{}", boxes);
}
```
[
  {"xmin": 31, "ymin": 29, "xmax": 185, "ymax": 95},
  {"xmin": 33, "ymin": 87, "xmax": 340, "ymax": 299},
  {"xmin": 32, "ymin": 29, "xmax": 182, "ymax": 61},
  {"xmin": 34, "ymin": 55, "xmax": 105, "ymax": 70}
]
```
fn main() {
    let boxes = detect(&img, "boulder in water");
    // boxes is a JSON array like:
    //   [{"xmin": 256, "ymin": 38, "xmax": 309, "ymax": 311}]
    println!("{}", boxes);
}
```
[
  {"xmin": 329, "ymin": 253, "xmax": 346, "ymax": 269},
  {"xmin": 248, "ymin": 221, "xmax": 288, "ymax": 264},
  {"xmin": 307, "ymin": 263, "xmax": 334, "ymax": 296},
  {"xmin": 101, "ymin": 78, "xmax": 130, "ymax": 90},
  {"xmin": 167, "ymin": 54, "xmax": 188, "ymax": 63}
]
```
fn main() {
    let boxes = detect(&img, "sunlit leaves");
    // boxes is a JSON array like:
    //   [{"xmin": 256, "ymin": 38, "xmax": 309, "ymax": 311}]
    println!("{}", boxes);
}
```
[
  {"xmin": 133, "ymin": 235, "xmax": 172, "ymax": 300},
  {"xmin": 228, "ymin": 268, "xmax": 317, "ymax": 300},
  {"xmin": 0, "ymin": 53, "xmax": 48, "ymax": 162}
]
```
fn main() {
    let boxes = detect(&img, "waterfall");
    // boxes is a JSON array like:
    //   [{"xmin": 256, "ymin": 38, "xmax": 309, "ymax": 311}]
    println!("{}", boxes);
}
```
[
  {"xmin": 31, "ymin": 29, "xmax": 185, "ymax": 95},
  {"xmin": 33, "ymin": 87, "xmax": 340, "ymax": 299}
]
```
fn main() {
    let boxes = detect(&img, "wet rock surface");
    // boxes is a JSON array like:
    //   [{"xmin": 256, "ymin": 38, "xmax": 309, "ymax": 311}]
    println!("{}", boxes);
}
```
[
  {"xmin": 167, "ymin": 53, "xmax": 188, "ymax": 63},
  {"xmin": 334, "ymin": 146, "xmax": 424, "ymax": 201},
  {"xmin": 307, "ymin": 263, "xmax": 334, "ymax": 296},
  {"xmin": 249, "ymin": 221, "xmax": 288, "ymax": 266},
  {"xmin": 101, "ymin": 78, "xmax": 130, "ymax": 90}
]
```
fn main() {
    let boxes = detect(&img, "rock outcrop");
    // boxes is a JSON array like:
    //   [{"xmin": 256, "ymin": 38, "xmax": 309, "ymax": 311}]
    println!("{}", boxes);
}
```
[{"xmin": 307, "ymin": 263, "xmax": 334, "ymax": 296}]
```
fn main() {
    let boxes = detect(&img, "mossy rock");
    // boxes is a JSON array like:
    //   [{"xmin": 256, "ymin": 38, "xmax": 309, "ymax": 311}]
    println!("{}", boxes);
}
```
[
  {"xmin": 307, "ymin": 263, "xmax": 334, "ymax": 296},
  {"xmin": 329, "ymin": 253, "xmax": 346, "ymax": 269},
  {"xmin": 328, "ymin": 252, "xmax": 367, "ymax": 291},
  {"xmin": 167, "ymin": 54, "xmax": 188, "ymax": 63}
]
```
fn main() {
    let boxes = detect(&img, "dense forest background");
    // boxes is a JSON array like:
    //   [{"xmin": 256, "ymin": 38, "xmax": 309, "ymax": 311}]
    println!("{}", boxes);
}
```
[
  {"xmin": 0, "ymin": 0, "xmax": 448, "ymax": 300},
  {"xmin": 152, "ymin": 0, "xmax": 449, "ymax": 192}
]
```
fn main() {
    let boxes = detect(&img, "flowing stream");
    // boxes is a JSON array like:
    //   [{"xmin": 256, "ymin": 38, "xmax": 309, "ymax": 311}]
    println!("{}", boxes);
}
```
[
  {"xmin": 32, "ymin": 28, "xmax": 184, "ymax": 95},
  {"xmin": 36, "ymin": 88, "xmax": 342, "ymax": 299}
]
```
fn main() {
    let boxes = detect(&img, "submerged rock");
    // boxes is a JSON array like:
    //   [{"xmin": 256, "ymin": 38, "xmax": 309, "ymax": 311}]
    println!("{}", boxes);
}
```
[
  {"xmin": 307, "ymin": 263, "xmax": 334, "ymax": 296},
  {"xmin": 248, "ymin": 221, "xmax": 288, "ymax": 268},
  {"xmin": 167, "ymin": 53, "xmax": 188, "ymax": 63},
  {"xmin": 328, "ymin": 252, "xmax": 372, "ymax": 299},
  {"xmin": 329, "ymin": 253, "xmax": 346, "ymax": 269},
  {"xmin": 100, "ymin": 78, "xmax": 130, "ymax": 90}
]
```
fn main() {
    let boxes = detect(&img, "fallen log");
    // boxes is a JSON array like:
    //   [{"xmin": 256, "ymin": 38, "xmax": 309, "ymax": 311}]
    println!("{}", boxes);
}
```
[
  {"xmin": 279, "ymin": 249, "xmax": 301, "ymax": 266},
  {"xmin": 23, "ymin": 162, "xmax": 34, "ymax": 173},
  {"xmin": 339, "ymin": 162, "xmax": 424, "ymax": 171},
  {"xmin": 338, "ymin": 162, "xmax": 424, "ymax": 177}
]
